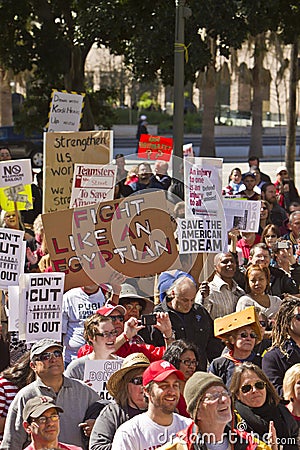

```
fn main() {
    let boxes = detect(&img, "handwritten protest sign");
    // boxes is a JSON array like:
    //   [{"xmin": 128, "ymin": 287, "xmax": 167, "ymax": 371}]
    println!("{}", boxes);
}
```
[
  {"xmin": 0, "ymin": 159, "xmax": 33, "ymax": 211},
  {"xmin": 42, "ymin": 191, "xmax": 178, "ymax": 290},
  {"xmin": 48, "ymin": 90, "xmax": 85, "ymax": 132},
  {"xmin": 138, "ymin": 134, "xmax": 173, "ymax": 161},
  {"xmin": 20, "ymin": 273, "xmax": 65, "ymax": 343},
  {"xmin": 43, "ymin": 130, "xmax": 112, "ymax": 212},
  {"xmin": 177, "ymin": 217, "xmax": 226, "ymax": 254},
  {"xmin": 84, "ymin": 359, "xmax": 123, "ymax": 400},
  {"xmin": 223, "ymin": 199, "xmax": 261, "ymax": 232},
  {"xmin": 184, "ymin": 157, "xmax": 223, "ymax": 217},
  {"xmin": 70, "ymin": 164, "xmax": 116, "ymax": 208},
  {"xmin": 0, "ymin": 228, "xmax": 25, "ymax": 289}
]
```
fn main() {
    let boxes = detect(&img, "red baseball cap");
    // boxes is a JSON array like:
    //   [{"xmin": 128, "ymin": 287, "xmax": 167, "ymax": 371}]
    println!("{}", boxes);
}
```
[
  {"xmin": 96, "ymin": 304, "xmax": 126, "ymax": 316},
  {"xmin": 143, "ymin": 360, "xmax": 185, "ymax": 386}
]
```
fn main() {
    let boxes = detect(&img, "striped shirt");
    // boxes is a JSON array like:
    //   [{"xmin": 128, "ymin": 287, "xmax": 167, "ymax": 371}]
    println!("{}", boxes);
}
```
[{"xmin": 0, "ymin": 377, "xmax": 18, "ymax": 439}]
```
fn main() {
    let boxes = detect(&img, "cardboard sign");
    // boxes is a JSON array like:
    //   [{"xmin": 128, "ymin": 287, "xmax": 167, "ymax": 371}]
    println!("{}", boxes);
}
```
[
  {"xmin": 138, "ymin": 134, "xmax": 173, "ymax": 161},
  {"xmin": 42, "ymin": 191, "xmax": 178, "ymax": 290},
  {"xmin": 0, "ymin": 159, "xmax": 33, "ymax": 211},
  {"xmin": 177, "ymin": 217, "xmax": 226, "ymax": 254},
  {"xmin": 70, "ymin": 163, "xmax": 116, "ymax": 208},
  {"xmin": 223, "ymin": 199, "xmax": 261, "ymax": 232},
  {"xmin": 0, "ymin": 228, "xmax": 25, "ymax": 289},
  {"xmin": 184, "ymin": 157, "xmax": 223, "ymax": 218},
  {"xmin": 21, "ymin": 272, "xmax": 65, "ymax": 343},
  {"xmin": 43, "ymin": 130, "xmax": 112, "ymax": 212},
  {"xmin": 48, "ymin": 90, "xmax": 85, "ymax": 132},
  {"xmin": 84, "ymin": 359, "xmax": 123, "ymax": 400}
]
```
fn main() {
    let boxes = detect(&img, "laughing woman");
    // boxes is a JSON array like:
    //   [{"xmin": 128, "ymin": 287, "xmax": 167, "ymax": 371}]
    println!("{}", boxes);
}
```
[{"xmin": 230, "ymin": 362, "xmax": 298, "ymax": 450}]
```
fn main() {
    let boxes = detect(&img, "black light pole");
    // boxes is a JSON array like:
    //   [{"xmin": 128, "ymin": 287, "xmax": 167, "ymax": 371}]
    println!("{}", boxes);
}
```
[{"xmin": 173, "ymin": 0, "xmax": 191, "ymax": 173}]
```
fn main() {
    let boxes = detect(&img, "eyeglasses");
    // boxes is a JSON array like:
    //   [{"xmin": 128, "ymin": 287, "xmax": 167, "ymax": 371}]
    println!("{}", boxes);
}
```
[
  {"xmin": 124, "ymin": 303, "xmax": 143, "ymax": 312},
  {"xmin": 240, "ymin": 381, "xmax": 266, "ymax": 394},
  {"xmin": 293, "ymin": 314, "xmax": 300, "ymax": 322},
  {"xmin": 265, "ymin": 234, "xmax": 277, "ymax": 238},
  {"xmin": 236, "ymin": 331, "xmax": 257, "ymax": 339},
  {"xmin": 110, "ymin": 315, "xmax": 124, "ymax": 323},
  {"xmin": 179, "ymin": 359, "xmax": 198, "ymax": 367},
  {"xmin": 95, "ymin": 330, "xmax": 118, "ymax": 338},
  {"xmin": 32, "ymin": 414, "xmax": 59, "ymax": 425},
  {"xmin": 202, "ymin": 391, "xmax": 231, "ymax": 403},
  {"xmin": 259, "ymin": 320, "xmax": 267, "ymax": 328},
  {"xmin": 129, "ymin": 376, "xmax": 143, "ymax": 385},
  {"xmin": 35, "ymin": 350, "xmax": 63, "ymax": 362}
]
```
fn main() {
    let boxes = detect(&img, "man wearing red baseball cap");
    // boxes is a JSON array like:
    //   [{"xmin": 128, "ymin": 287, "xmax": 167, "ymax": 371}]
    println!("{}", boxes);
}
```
[{"xmin": 111, "ymin": 360, "xmax": 192, "ymax": 449}]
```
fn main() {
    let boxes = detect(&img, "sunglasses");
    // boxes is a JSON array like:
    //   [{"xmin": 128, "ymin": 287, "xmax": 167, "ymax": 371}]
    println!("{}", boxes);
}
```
[
  {"xmin": 110, "ymin": 315, "xmax": 124, "ymax": 322},
  {"xmin": 180, "ymin": 359, "xmax": 198, "ymax": 367},
  {"xmin": 236, "ymin": 331, "xmax": 257, "ymax": 339},
  {"xmin": 293, "ymin": 314, "xmax": 300, "ymax": 321},
  {"xmin": 265, "ymin": 234, "xmax": 277, "ymax": 238},
  {"xmin": 129, "ymin": 376, "xmax": 143, "ymax": 385},
  {"xmin": 32, "ymin": 414, "xmax": 59, "ymax": 425},
  {"xmin": 259, "ymin": 320, "xmax": 267, "ymax": 328},
  {"xmin": 95, "ymin": 330, "xmax": 118, "ymax": 338},
  {"xmin": 35, "ymin": 350, "xmax": 63, "ymax": 362},
  {"xmin": 240, "ymin": 381, "xmax": 266, "ymax": 394},
  {"xmin": 261, "ymin": 207, "xmax": 268, "ymax": 211}
]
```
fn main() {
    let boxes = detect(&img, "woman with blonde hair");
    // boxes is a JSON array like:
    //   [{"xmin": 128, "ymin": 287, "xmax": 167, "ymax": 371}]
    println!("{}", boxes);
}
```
[{"xmin": 283, "ymin": 364, "xmax": 300, "ymax": 428}]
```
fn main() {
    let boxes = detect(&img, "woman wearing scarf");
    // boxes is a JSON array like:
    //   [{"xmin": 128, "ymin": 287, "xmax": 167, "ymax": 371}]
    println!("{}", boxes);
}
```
[{"xmin": 230, "ymin": 362, "xmax": 298, "ymax": 450}]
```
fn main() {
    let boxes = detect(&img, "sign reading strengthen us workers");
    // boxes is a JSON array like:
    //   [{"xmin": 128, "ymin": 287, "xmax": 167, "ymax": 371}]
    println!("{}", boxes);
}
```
[{"xmin": 0, "ymin": 159, "xmax": 33, "ymax": 211}]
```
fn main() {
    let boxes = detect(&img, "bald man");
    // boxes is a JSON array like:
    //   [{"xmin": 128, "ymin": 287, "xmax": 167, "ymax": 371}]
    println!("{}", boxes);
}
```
[
  {"xmin": 195, "ymin": 252, "xmax": 245, "ymax": 320},
  {"xmin": 153, "ymin": 277, "xmax": 223, "ymax": 370}
]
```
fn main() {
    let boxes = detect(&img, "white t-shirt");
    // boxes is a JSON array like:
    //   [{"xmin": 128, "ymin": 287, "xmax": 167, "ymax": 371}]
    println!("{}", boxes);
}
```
[{"xmin": 111, "ymin": 412, "xmax": 192, "ymax": 450}]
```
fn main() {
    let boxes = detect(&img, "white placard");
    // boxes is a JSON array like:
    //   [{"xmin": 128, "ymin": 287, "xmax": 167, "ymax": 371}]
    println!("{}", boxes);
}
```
[
  {"xmin": 0, "ymin": 159, "xmax": 32, "ymax": 188},
  {"xmin": 0, "ymin": 228, "xmax": 25, "ymax": 289},
  {"xmin": 70, "ymin": 164, "xmax": 116, "ymax": 208},
  {"xmin": 184, "ymin": 157, "xmax": 223, "ymax": 218},
  {"xmin": 7, "ymin": 285, "xmax": 20, "ymax": 332},
  {"xmin": 223, "ymin": 199, "xmax": 261, "ymax": 232},
  {"xmin": 23, "ymin": 273, "xmax": 65, "ymax": 343},
  {"xmin": 84, "ymin": 359, "xmax": 123, "ymax": 401},
  {"xmin": 177, "ymin": 217, "xmax": 227, "ymax": 254},
  {"xmin": 48, "ymin": 91, "xmax": 84, "ymax": 132}
]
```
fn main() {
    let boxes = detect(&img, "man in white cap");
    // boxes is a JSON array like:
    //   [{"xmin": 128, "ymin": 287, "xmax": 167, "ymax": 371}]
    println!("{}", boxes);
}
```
[
  {"xmin": 111, "ymin": 360, "xmax": 192, "ymax": 449},
  {"xmin": 274, "ymin": 165, "xmax": 299, "ymax": 211},
  {"xmin": 23, "ymin": 396, "xmax": 82, "ymax": 450},
  {"xmin": 0, "ymin": 338, "xmax": 99, "ymax": 450}
]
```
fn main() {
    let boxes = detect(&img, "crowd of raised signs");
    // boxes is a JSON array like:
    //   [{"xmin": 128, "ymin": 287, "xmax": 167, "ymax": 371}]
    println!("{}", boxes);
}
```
[{"xmin": 2, "ymin": 149, "xmax": 300, "ymax": 449}]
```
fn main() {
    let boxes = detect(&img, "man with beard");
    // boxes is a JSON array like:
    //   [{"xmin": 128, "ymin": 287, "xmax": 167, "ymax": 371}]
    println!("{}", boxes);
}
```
[
  {"xmin": 111, "ymin": 360, "xmax": 192, "ymax": 449},
  {"xmin": 261, "ymin": 182, "xmax": 288, "ymax": 228}
]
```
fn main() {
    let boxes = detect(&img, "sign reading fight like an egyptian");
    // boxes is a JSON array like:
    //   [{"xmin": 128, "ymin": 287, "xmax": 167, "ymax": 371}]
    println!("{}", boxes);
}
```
[
  {"xmin": 0, "ymin": 159, "xmax": 33, "ymax": 211},
  {"xmin": 43, "ymin": 130, "xmax": 112, "ymax": 212},
  {"xmin": 42, "ymin": 191, "xmax": 178, "ymax": 291},
  {"xmin": 19, "ymin": 272, "xmax": 65, "ymax": 343},
  {"xmin": 0, "ymin": 228, "xmax": 25, "ymax": 289}
]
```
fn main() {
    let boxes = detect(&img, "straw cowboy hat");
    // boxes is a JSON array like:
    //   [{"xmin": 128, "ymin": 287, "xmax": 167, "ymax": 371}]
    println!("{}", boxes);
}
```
[{"xmin": 107, "ymin": 353, "xmax": 150, "ymax": 399}]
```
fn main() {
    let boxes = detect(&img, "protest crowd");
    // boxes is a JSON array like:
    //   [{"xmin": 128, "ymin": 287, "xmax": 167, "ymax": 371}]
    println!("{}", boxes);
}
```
[{"xmin": 2, "ymin": 135, "xmax": 300, "ymax": 450}]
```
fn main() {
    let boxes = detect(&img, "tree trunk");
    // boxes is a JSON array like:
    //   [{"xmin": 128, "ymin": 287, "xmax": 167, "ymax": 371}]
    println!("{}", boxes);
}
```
[
  {"xmin": 285, "ymin": 39, "xmax": 298, "ymax": 180},
  {"xmin": 64, "ymin": 46, "xmax": 94, "ymax": 131},
  {"xmin": 0, "ymin": 69, "xmax": 13, "ymax": 126},
  {"xmin": 249, "ymin": 34, "xmax": 265, "ymax": 158},
  {"xmin": 200, "ymin": 38, "xmax": 216, "ymax": 157}
]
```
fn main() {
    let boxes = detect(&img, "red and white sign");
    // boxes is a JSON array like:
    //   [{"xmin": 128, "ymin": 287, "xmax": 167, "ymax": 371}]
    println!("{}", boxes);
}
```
[{"xmin": 138, "ymin": 134, "xmax": 173, "ymax": 161}]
